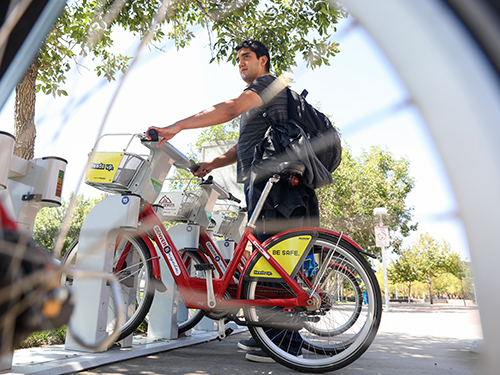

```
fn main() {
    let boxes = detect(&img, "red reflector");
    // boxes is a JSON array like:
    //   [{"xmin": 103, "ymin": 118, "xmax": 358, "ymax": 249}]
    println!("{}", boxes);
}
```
[{"xmin": 291, "ymin": 176, "xmax": 299, "ymax": 186}]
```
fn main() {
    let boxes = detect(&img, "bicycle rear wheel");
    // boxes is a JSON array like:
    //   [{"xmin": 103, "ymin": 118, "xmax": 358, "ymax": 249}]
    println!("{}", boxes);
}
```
[
  {"xmin": 241, "ymin": 231, "xmax": 381, "ymax": 373},
  {"xmin": 61, "ymin": 233, "xmax": 154, "ymax": 341}
]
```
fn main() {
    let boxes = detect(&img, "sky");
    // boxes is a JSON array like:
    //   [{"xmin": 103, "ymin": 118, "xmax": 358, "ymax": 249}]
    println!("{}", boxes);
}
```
[{"xmin": 0, "ymin": 15, "xmax": 469, "ymax": 261}]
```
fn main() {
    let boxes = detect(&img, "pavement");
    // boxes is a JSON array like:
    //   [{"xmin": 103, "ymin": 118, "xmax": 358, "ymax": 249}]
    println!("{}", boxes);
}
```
[{"xmin": 5, "ymin": 301, "xmax": 483, "ymax": 375}]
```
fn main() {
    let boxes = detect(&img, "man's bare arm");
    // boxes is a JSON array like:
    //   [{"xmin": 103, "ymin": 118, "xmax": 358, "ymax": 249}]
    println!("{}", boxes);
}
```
[
  {"xmin": 148, "ymin": 90, "xmax": 263, "ymax": 146},
  {"xmin": 193, "ymin": 144, "xmax": 237, "ymax": 178}
]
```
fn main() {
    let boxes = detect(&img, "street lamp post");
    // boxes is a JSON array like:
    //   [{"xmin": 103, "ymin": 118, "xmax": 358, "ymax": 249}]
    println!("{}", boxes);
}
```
[{"xmin": 374, "ymin": 207, "xmax": 391, "ymax": 312}]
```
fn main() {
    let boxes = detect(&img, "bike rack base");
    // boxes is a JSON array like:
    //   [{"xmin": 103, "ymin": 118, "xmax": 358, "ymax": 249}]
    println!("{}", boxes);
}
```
[{"xmin": 7, "ymin": 325, "xmax": 245, "ymax": 375}]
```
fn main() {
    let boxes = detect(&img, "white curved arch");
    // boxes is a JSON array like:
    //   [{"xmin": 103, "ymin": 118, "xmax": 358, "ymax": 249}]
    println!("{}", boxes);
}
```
[{"xmin": 342, "ymin": 1, "xmax": 500, "ymax": 374}]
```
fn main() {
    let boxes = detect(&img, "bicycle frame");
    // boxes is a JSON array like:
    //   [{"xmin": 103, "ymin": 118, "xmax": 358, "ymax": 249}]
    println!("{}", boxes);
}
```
[
  {"xmin": 112, "ymin": 199, "xmax": 367, "ymax": 317},
  {"xmin": 141, "ymin": 202, "xmax": 310, "ymax": 310}
]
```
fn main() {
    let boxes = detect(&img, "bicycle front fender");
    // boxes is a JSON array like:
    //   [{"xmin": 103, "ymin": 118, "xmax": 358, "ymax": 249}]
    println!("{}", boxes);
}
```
[{"xmin": 137, "ymin": 229, "xmax": 163, "ymax": 284}]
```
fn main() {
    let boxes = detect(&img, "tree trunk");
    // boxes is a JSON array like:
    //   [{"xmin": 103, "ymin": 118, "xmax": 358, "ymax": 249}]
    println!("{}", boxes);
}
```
[
  {"xmin": 460, "ymin": 278, "xmax": 466, "ymax": 307},
  {"xmin": 14, "ymin": 58, "xmax": 39, "ymax": 160},
  {"xmin": 428, "ymin": 281, "xmax": 433, "ymax": 305}
]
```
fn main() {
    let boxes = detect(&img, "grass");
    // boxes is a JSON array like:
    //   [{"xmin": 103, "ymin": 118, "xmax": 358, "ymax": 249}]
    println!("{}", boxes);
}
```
[
  {"xmin": 17, "ymin": 326, "xmax": 67, "ymax": 349},
  {"xmin": 17, "ymin": 323, "xmax": 148, "ymax": 349}
]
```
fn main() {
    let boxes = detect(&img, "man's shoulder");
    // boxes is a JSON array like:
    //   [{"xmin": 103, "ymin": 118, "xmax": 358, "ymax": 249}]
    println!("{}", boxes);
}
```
[
  {"xmin": 256, "ymin": 73, "xmax": 276, "ymax": 82},
  {"xmin": 247, "ymin": 74, "xmax": 276, "ymax": 90}
]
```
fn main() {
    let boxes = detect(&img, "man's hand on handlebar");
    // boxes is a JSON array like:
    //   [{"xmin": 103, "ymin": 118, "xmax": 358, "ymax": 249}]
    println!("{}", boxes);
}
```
[
  {"xmin": 146, "ymin": 124, "xmax": 182, "ymax": 147},
  {"xmin": 192, "ymin": 161, "xmax": 214, "ymax": 178}
]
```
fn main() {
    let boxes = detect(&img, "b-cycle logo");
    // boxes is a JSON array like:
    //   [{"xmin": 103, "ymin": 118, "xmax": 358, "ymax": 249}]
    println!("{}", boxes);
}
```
[
  {"xmin": 157, "ymin": 195, "xmax": 175, "ymax": 208},
  {"xmin": 206, "ymin": 242, "xmax": 226, "ymax": 273},
  {"xmin": 154, "ymin": 225, "xmax": 181, "ymax": 276}
]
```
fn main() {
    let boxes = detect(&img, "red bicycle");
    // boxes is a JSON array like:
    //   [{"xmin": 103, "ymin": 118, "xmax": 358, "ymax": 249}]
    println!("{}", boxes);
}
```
[{"xmin": 63, "ymin": 132, "xmax": 382, "ymax": 373}]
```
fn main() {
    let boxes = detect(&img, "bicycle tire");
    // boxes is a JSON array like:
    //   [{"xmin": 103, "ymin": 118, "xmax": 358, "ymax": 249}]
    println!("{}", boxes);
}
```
[
  {"xmin": 241, "ymin": 231, "xmax": 381, "ymax": 373},
  {"xmin": 61, "ymin": 233, "xmax": 155, "ymax": 341}
]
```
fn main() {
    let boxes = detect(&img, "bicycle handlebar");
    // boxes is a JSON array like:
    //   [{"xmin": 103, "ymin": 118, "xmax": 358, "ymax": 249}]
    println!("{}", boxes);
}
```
[
  {"xmin": 147, "ymin": 128, "xmax": 159, "ymax": 142},
  {"xmin": 138, "ymin": 131, "xmax": 239, "ymax": 205},
  {"xmin": 227, "ymin": 192, "xmax": 241, "ymax": 204},
  {"xmin": 189, "ymin": 159, "xmax": 200, "ymax": 172},
  {"xmin": 201, "ymin": 176, "xmax": 241, "ymax": 204},
  {"xmin": 143, "ymin": 129, "xmax": 199, "ymax": 172}
]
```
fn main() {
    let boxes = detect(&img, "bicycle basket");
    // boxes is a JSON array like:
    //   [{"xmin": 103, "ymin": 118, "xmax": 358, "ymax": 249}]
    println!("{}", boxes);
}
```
[
  {"xmin": 85, "ymin": 151, "xmax": 146, "ymax": 193},
  {"xmin": 155, "ymin": 190, "xmax": 201, "ymax": 222}
]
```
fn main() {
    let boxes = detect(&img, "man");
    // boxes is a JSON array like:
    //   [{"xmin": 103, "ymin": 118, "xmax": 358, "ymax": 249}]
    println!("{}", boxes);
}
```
[{"xmin": 147, "ymin": 39, "xmax": 317, "ymax": 363}]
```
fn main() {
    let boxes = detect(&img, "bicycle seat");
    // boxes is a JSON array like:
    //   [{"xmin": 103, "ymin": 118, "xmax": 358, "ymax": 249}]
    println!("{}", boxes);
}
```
[{"xmin": 255, "ymin": 161, "xmax": 305, "ymax": 176}]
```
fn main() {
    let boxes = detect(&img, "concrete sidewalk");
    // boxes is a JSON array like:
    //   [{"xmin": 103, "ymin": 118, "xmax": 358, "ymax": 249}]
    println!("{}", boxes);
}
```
[
  {"xmin": 74, "ymin": 303, "xmax": 482, "ymax": 375},
  {"xmin": 67, "ymin": 302, "xmax": 483, "ymax": 375}
]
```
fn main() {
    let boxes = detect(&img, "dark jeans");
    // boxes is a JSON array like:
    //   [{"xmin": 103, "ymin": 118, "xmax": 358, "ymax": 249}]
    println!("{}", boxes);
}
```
[{"xmin": 244, "ymin": 185, "xmax": 304, "ymax": 356}]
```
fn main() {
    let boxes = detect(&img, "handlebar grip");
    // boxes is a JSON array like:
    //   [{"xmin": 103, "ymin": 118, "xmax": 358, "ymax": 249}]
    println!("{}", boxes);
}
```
[
  {"xmin": 228, "ymin": 193, "xmax": 241, "ymax": 204},
  {"xmin": 189, "ymin": 159, "xmax": 200, "ymax": 172},
  {"xmin": 148, "ymin": 129, "xmax": 159, "ymax": 142}
]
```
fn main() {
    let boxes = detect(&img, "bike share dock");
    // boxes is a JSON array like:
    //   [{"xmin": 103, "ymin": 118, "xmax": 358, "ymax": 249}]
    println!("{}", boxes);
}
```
[{"xmin": 1, "ymin": 131, "xmax": 246, "ymax": 375}]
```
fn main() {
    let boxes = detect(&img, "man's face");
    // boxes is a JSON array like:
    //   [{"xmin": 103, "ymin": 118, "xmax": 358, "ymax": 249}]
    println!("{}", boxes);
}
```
[{"xmin": 236, "ymin": 47, "xmax": 267, "ymax": 84}]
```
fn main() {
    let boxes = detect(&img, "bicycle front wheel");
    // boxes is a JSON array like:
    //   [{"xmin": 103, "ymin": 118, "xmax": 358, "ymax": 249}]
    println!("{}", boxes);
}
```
[
  {"xmin": 241, "ymin": 231, "xmax": 381, "ymax": 373},
  {"xmin": 61, "ymin": 233, "xmax": 155, "ymax": 341}
]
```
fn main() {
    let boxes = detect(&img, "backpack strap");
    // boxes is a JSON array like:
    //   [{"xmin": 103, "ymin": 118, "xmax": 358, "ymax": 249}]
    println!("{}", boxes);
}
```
[
  {"xmin": 260, "ymin": 107, "xmax": 275, "ymax": 126},
  {"xmin": 260, "ymin": 86, "xmax": 291, "ymax": 126}
]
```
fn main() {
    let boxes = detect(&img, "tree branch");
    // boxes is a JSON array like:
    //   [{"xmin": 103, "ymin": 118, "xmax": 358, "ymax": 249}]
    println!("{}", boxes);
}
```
[{"xmin": 193, "ymin": 0, "xmax": 246, "ymax": 39}]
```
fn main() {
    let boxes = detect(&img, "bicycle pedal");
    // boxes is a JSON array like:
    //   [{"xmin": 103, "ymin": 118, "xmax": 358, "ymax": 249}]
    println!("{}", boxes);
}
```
[{"xmin": 217, "ymin": 328, "xmax": 234, "ymax": 341}]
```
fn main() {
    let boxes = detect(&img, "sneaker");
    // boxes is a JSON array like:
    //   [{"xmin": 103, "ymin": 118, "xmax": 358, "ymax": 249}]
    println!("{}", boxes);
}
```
[
  {"xmin": 237, "ymin": 338, "xmax": 260, "ymax": 351},
  {"xmin": 245, "ymin": 350, "xmax": 276, "ymax": 363}
]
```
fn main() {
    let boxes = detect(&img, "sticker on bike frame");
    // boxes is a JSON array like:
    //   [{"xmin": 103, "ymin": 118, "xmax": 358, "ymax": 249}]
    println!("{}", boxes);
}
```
[
  {"xmin": 154, "ymin": 225, "xmax": 181, "ymax": 276},
  {"xmin": 85, "ymin": 152, "xmax": 123, "ymax": 183},
  {"xmin": 151, "ymin": 178, "xmax": 162, "ymax": 195},
  {"xmin": 206, "ymin": 241, "xmax": 227, "ymax": 273},
  {"xmin": 248, "ymin": 234, "xmax": 314, "ymax": 280}
]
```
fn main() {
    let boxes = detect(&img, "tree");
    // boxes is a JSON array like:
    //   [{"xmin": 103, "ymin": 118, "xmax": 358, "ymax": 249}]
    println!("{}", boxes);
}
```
[
  {"xmin": 447, "ymin": 252, "xmax": 472, "ymax": 305},
  {"xmin": 194, "ymin": 119, "xmax": 239, "ymax": 154},
  {"xmin": 388, "ymin": 236, "xmax": 473, "ymax": 304},
  {"xmin": 319, "ymin": 145, "xmax": 417, "ymax": 253},
  {"xmin": 432, "ymin": 273, "xmax": 461, "ymax": 298},
  {"xmin": 166, "ymin": 119, "xmax": 239, "ymax": 188},
  {"xmin": 388, "ymin": 250, "xmax": 419, "ymax": 303},
  {"xmin": 13, "ymin": 0, "xmax": 348, "ymax": 159},
  {"xmin": 405, "ymin": 233, "xmax": 458, "ymax": 304},
  {"xmin": 33, "ymin": 193, "xmax": 103, "ymax": 257}
]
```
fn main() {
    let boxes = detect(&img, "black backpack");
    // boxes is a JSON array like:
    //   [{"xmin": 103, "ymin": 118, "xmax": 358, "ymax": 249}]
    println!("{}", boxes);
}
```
[{"xmin": 286, "ymin": 87, "xmax": 342, "ymax": 173}]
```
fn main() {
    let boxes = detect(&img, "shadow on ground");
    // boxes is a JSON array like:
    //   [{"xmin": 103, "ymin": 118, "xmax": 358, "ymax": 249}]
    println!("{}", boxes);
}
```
[{"xmin": 73, "ymin": 329, "xmax": 482, "ymax": 375}]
